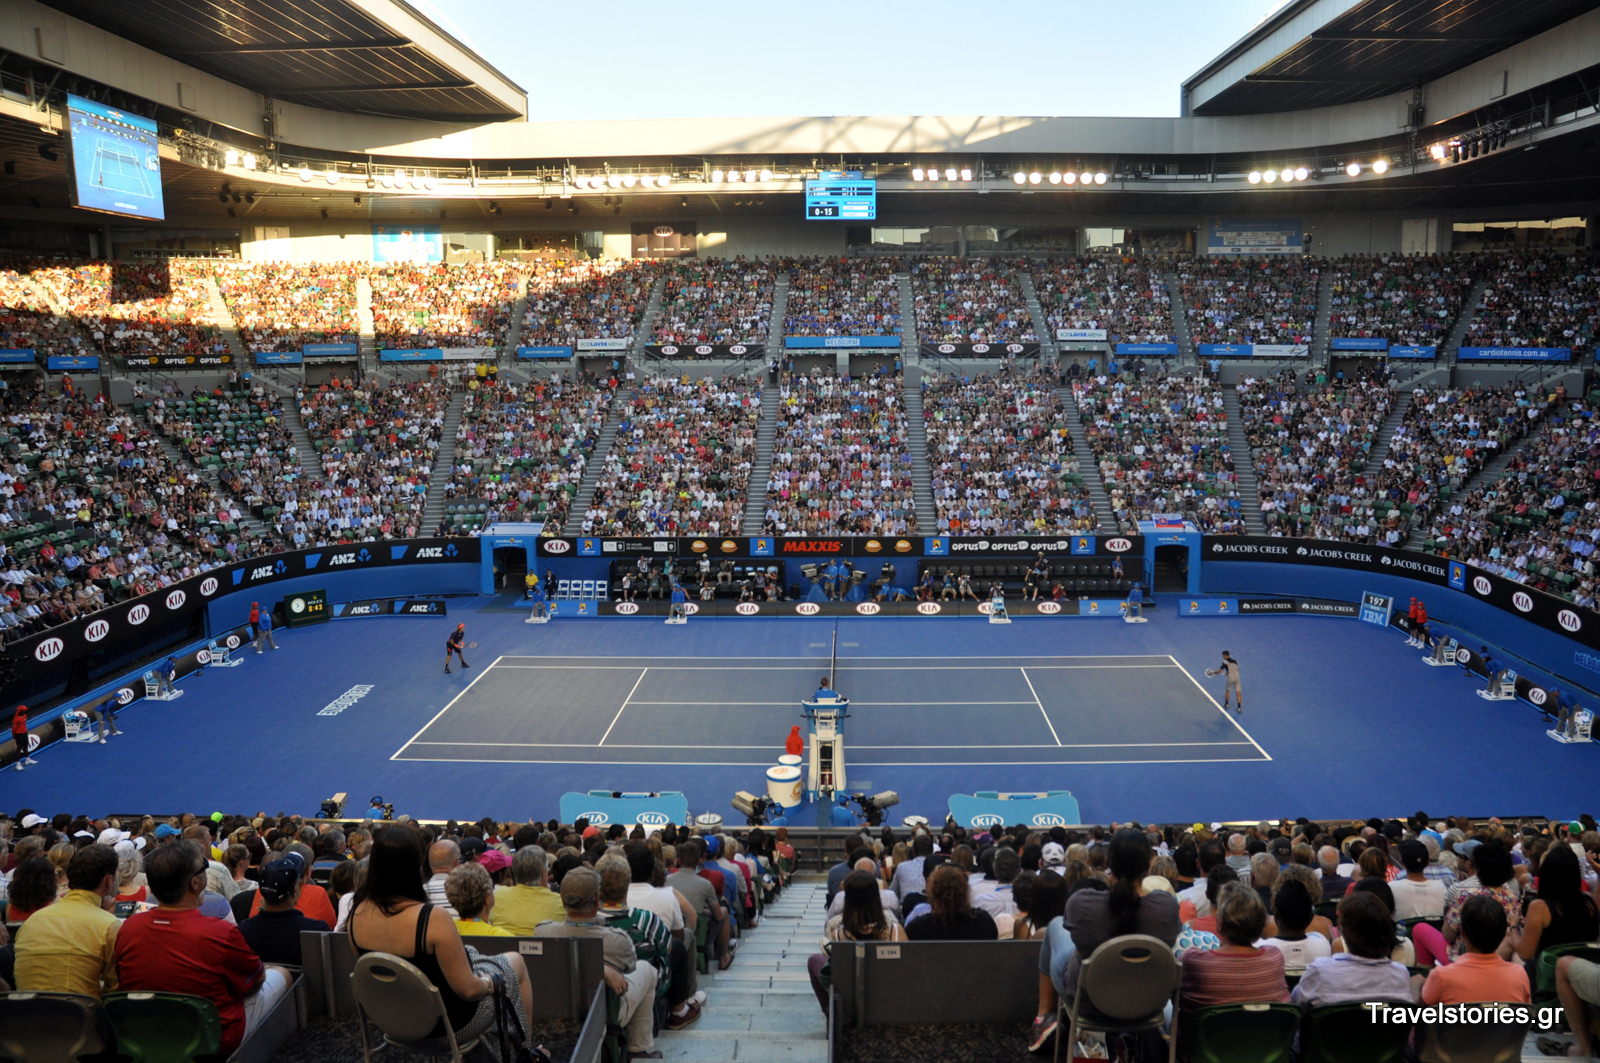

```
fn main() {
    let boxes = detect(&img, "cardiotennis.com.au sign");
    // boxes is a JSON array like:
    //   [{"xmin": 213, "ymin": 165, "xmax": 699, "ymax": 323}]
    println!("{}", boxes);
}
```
[{"xmin": 6, "ymin": 538, "xmax": 481, "ymax": 681}]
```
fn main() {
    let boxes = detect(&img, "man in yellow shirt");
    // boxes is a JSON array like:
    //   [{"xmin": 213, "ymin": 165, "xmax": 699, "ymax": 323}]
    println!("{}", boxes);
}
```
[
  {"xmin": 446, "ymin": 861, "xmax": 513, "ymax": 937},
  {"xmin": 490, "ymin": 847, "xmax": 564, "ymax": 935},
  {"xmin": 14, "ymin": 843, "xmax": 121, "ymax": 996}
]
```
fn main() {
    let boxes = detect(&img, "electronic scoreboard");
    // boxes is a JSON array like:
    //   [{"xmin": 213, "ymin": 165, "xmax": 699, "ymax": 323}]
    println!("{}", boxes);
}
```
[
  {"xmin": 282, "ymin": 589, "xmax": 329, "ymax": 628},
  {"xmin": 805, "ymin": 171, "xmax": 876, "ymax": 220}
]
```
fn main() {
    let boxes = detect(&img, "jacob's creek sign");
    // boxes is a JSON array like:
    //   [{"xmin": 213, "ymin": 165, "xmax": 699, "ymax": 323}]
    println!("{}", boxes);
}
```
[{"xmin": 537, "ymin": 535, "xmax": 1141, "ymax": 558}]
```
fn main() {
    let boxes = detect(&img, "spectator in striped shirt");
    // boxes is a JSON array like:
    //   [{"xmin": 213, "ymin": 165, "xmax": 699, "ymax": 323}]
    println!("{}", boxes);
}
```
[{"xmin": 1178, "ymin": 881, "xmax": 1289, "ymax": 1008}]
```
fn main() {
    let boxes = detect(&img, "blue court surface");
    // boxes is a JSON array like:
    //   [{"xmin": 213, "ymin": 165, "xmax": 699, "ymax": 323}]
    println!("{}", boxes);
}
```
[{"xmin": 8, "ymin": 595, "xmax": 1591, "ymax": 825}]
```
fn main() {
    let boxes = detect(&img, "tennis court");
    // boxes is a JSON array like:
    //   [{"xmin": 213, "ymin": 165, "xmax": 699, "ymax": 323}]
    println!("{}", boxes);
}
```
[
  {"xmin": 391, "ymin": 653, "xmax": 1269, "ymax": 768},
  {"xmin": 90, "ymin": 145, "xmax": 154, "ymax": 197}
]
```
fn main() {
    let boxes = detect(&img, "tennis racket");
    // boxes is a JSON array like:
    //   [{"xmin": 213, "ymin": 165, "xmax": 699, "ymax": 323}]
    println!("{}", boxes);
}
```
[
  {"xmin": 467, "ymin": 640, "xmax": 480, "ymax": 649},
  {"xmin": 1204, "ymin": 668, "xmax": 1220, "ymax": 677}
]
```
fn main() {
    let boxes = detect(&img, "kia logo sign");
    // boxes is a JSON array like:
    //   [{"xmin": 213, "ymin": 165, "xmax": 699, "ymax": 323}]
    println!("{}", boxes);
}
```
[
  {"xmin": 1106, "ymin": 538, "xmax": 1132, "ymax": 552},
  {"xmin": 636, "ymin": 811, "xmax": 670, "ymax": 827},
  {"xmin": 730, "ymin": 344, "xmax": 748, "ymax": 355},
  {"xmin": 543, "ymin": 539, "xmax": 571, "ymax": 554},
  {"xmin": 970, "ymin": 813, "xmax": 1003, "ymax": 827},
  {"xmin": 660, "ymin": 346, "xmax": 679, "ymax": 356},
  {"xmin": 1455, "ymin": 647, "xmax": 1472, "ymax": 664},
  {"xmin": 85, "ymin": 619, "xmax": 110, "ymax": 643},
  {"xmin": 977, "ymin": 601, "xmax": 994, "ymax": 614},
  {"xmin": 1032, "ymin": 813, "xmax": 1068, "ymax": 827},
  {"xmin": 652, "ymin": 225, "xmax": 675, "ymax": 237},
  {"xmin": 937, "ymin": 344, "xmax": 956, "ymax": 354},
  {"xmin": 917, "ymin": 602, "xmax": 942, "ymax": 615},
  {"xmin": 1037, "ymin": 601, "xmax": 1062, "ymax": 614},
  {"xmin": 1529, "ymin": 688, "xmax": 1548, "ymax": 706},
  {"xmin": 166, "ymin": 590, "xmax": 187, "ymax": 611},
  {"xmin": 225, "ymin": 635, "xmax": 242, "ymax": 649},
  {"xmin": 735, "ymin": 602, "xmax": 760, "ymax": 615},
  {"xmin": 200, "ymin": 577, "xmax": 219, "ymax": 596},
  {"xmin": 796, "ymin": 602, "xmax": 821, "ymax": 616},
  {"xmin": 1472, "ymin": 576, "xmax": 1492, "ymax": 596},
  {"xmin": 972, "ymin": 343, "xmax": 991, "ymax": 354},
  {"xmin": 614, "ymin": 602, "xmax": 640, "ymax": 615},
  {"xmin": 128, "ymin": 604, "xmax": 150, "ymax": 626},
  {"xmin": 196, "ymin": 649, "xmax": 212, "ymax": 665},
  {"xmin": 1557, "ymin": 609, "xmax": 1582, "ymax": 633},
  {"xmin": 683, "ymin": 603, "xmax": 700, "ymax": 615},
  {"xmin": 1511, "ymin": 591, "xmax": 1534, "ymax": 613},
  {"xmin": 694, "ymin": 345, "xmax": 713, "ymax": 356},
  {"xmin": 117, "ymin": 687, "xmax": 136, "ymax": 705},
  {"xmin": 34, "ymin": 637, "xmax": 64, "ymax": 662},
  {"xmin": 856, "ymin": 602, "xmax": 880, "ymax": 616},
  {"xmin": 577, "ymin": 812, "xmax": 611, "ymax": 825},
  {"xmin": 1005, "ymin": 343, "xmax": 1025, "ymax": 354}
]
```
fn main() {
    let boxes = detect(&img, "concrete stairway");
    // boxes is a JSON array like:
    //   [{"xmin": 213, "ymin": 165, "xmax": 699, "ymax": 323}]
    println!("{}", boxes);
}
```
[
  {"xmin": 419, "ymin": 389, "xmax": 468, "ymax": 532},
  {"xmin": 1017, "ymin": 269, "xmax": 1056, "ymax": 364},
  {"xmin": 767, "ymin": 274, "xmax": 791, "ymax": 356},
  {"xmin": 1443, "ymin": 278, "xmax": 1492, "ymax": 360},
  {"xmin": 562, "ymin": 386, "xmax": 635, "ymax": 535},
  {"xmin": 1164, "ymin": 273, "xmax": 1195, "ymax": 366},
  {"xmin": 1059, "ymin": 388, "xmax": 1120, "ymax": 532},
  {"xmin": 1311, "ymin": 271, "xmax": 1335, "ymax": 367},
  {"xmin": 1220, "ymin": 387, "xmax": 1268, "ymax": 534},
  {"xmin": 197, "ymin": 274, "xmax": 248, "ymax": 363},
  {"xmin": 743, "ymin": 384, "xmax": 781, "ymax": 534},
  {"xmin": 897, "ymin": 272, "xmax": 919, "ymax": 359},
  {"xmin": 656, "ymin": 876, "xmax": 829, "ymax": 1063},
  {"xmin": 630, "ymin": 277, "xmax": 667, "ymax": 370},
  {"xmin": 279, "ymin": 397, "xmax": 325, "ymax": 481},
  {"xmin": 355, "ymin": 274, "xmax": 377, "ymax": 373},
  {"xmin": 148, "ymin": 427, "xmax": 271, "ymax": 540},
  {"xmin": 502, "ymin": 273, "xmax": 532, "ymax": 358},
  {"xmin": 902, "ymin": 364, "xmax": 937, "ymax": 531},
  {"xmin": 1361, "ymin": 389, "xmax": 1415, "ymax": 478}
]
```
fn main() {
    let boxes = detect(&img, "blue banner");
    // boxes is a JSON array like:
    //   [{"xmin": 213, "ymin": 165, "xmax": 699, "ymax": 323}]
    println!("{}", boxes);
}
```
[
  {"xmin": 0, "ymin": 348, "xmax": 36, "ymax": 364},
  {"xmin": 379, "ymin": 348, "xmax": 444, "ymax": 363},
  {"xmin": 947, "ymin": 791, "xmax": 1082, "ymax": 829},
  {"xmin": 516, "ymin": 346, "xmax": 574, "ymax": 360},
  {"xmin": 784, "ymin": 336, "xmax": 900, "ymax": 349},
  {"xmin": 46, "ymin": 354, "xmax": 99, "ymax": 371},
  {"xmin": 1180, "ymin": 597, "xmax": 1240, "ymax": 616},
  {"xmin": 557, "ymin": 791, "xmax": 690, "ymax": 831},
  {"xmin": 1457, "ymin": 347, "xmax": 1571, "ymax": 363},
  {"xmin": 1114, "ymin": 342, "xmax": 1178, "ymax": 356},
  {"xmin": 1205, "ymin": 218, "xmax": 1303, "ymax": 256},
  {"xmin": 303, "ymin": 342, "xmax": 359, "ymax": 358},
  {"xmin": 1198, "ymin": 344, "xmax": 1253, "ymax": 358},
  {"xmin": 255, "ymin": 351, "xmax": 303, "ymax": 366},
  {"xmin": 1331, "ymin": 337, "xmax": 1388, "ymax": 351},
  {"xmin": 1389, "ymin": 345, "xmax": 1436, "ymax": 359}
]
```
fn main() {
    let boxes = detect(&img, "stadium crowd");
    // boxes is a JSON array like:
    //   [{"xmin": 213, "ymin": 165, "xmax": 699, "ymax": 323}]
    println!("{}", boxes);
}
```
[
  {"xmin": 144, "ymin": 384, "xmax": 301, "ymax": 532},
  {"xmin": 370, "ymin": 262, "xmax": 523, "ymax": 350},
  {"xmin": 0, "ymin": 258, "xmax": 95, "ymax": 359},
  {"xmin": 1237, "ymin": 372, "xmax": 1396, "ymax": 540},
  {"xmin": 520, "ymin": 259, "xmax": 656, "ymax": 348},
  {"xmin": 1031, "ymin": 257, "xmax": 1175, "ymax": 344},
  {"xmin": 29, "ymin": 259, "xmax": 225, "ymax": 360},
  {"xmin": 1326, "ymin": 254, "xmax": 1476, "ymax": 348},
  {"xmin": 1074, "ymin": 375, "xmax": 1242, "ymax": 533},
  {"xmin": 581, "ymin": 375, "xmax": 761, "ymax": 536},
  {"xmin": 782, "ymin": 257, "xmax": 901, "ymax": 338},
  {"xmin": 447, "ymin": 375, "xmax": 618, "ymax": 533},
  {"xmin": 1176, "ymin": 257, "xmax": 1321, "ymax": 347},
  {"xmin": 911, "ymin": 258, "xmax": 1038, "ymax": 344},
  {"xmin": 651, "ymin": 260, "xmax": 775, "ymax": 346},
  {"xmin": 923, "ymin": 369, "xmax": 1098, "ymax": 534},
  {"xmin": 765, "ymin": 370, "xmax": 917, "ymax": 536},
  {"xmin": 213, "ymin": 262, "xmax": 359, "ymax": 353},
  {"xmin": 1466, "ymin": 253, "xmax": 1600, "ymax": 355}
]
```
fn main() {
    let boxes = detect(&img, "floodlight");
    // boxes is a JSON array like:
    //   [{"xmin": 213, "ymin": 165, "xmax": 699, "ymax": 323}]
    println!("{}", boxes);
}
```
[
  {"xmin": 299, "ymin": 167, "xmax": 312, "ymax": 183},
  {"xmin": 1048, "ymin": 172, "xmax": 1062, "ymax": 184},
  {"xmin": 1279, "ymin": 168, "xmax": 1294, "ymax": 183},
  {"xmin": 744, "ymin": 169, "xmax": 757, "ymax": 182},
  {"xmin": 225, "ymin": 149, "xmax": 240, "ymax": 166},
  {"xmin": 1094, "ymin": 172, "xmax": 1107, "ymax": 184},
  {"xmin": 1345, "ymin": 162, "xmax": 1362, "ymax": 177},
  {"xmin": 710, "ymin": 170, "xmax": 724, "ymax": 182},
  {"xmin": 641, "ymin": 174, "xmax": 657, "ymax": 187},
  {"xmin": 325, "ymin": 170, "xmax": 339, "ymax": 185},
  {"xmin": 959, "ymin": 168, "xmax": 972, "ymax": 181},
  {"xmin": 620, "ymin": 174, "xmax": 636, "ymax": 187},
  {"xmin": 911, "ymin": 168, "xmax": 924, "ymax": 181},
  {"xmin": 727, "ymin": 170, "xmax": 741, "ymax": 182},
  {"xmin": 1012, "ymin": 172, "xmax": 1027, "ymax": 184},
  {"xmin": 1062, "ymin": 172, "xmax": 1077, "ymax": 185},
  {"xmin": 1248, "ymin": 171, "xmax": 1262, "ymax": 184},
  {"xmin": 393, "ymin": 168, "xmax": 406, "ymax": 181},
  {"xmin": 607, "ymin": 174, "xmax": 622, "ymax": 188},
  {"xmin": 1371, "ymin": 159, "xmax": 1389, "ymax": 175},
  {"xmin": 1079, "ymin": 172, "xmax": 1093, "ymax": 185},
  {"xmin": 242, "ymin": 153, "xmax": 257, "ymax": 170},
  {"xmin": 1294, "ymin": 167, "xmax": 1309, "ymax": 181},
  {"xmin": 1028, "ymin": 172, "xmax": 1041, "ymax": 184},
  {"xmin": 658, "ymin": 173, "xmax": 672, "ymax": 187},
  {"xmin": 1263, "ymin": 170, "xmax": 1277, "ymax": 183},
  {"xmin": 1429, "ymin": 143, "xmax": 1448, "ymax": 161},
  {"xmin": 944, "ymin": 167, "xmax": 957, "ymax": 181}
]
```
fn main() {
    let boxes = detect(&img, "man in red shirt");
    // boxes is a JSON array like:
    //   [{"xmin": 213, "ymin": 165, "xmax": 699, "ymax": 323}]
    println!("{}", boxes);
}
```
[
  {"xmin": 11, "ymin": 704, "xmax": 36, "ymax": 770},
  {"xmin": 114, "ymin": 840, "xmax": 291, "ymax": 1056}
]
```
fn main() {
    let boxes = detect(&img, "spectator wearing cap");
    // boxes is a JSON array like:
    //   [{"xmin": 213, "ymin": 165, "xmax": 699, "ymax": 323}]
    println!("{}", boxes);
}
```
[
  {"xmin": 13, "ymin": 843, "xmax": 120, "ymax": 996},
  {"xmin": 238, "ymin": 852, "xmax": 330, "ymax": 966},
  {"xmin": 491, "ymin": 847, "xmax": 563, "ymax": 935},
  {"xmin": 115, "ymin": 840, "xmax": 292, "ymax": 1057},
  {"xmin": 1040, "ymin": 842, "xmax": 1067, "ymax": 871},
  {"xmin": 1391, "ymin": 839, "xmax": 1447, "ymax": 921},
  {"xmin": 424, "ymin": 839, "xmax": 462, "ymax": 917},
  {"xmin": 1441, "ymin": 839, "xmax": 1520, "ymax": 961},
  {"xmin": 478, "ymin": 848, "xmax": 514, "ymax": 886},
  {"xmin": 245, "ymin": 842, "xmax": 335, "ymax": 925},
  {"xmin": 537, "ymin": 867, "xmax": 660, "ymax": 1059},
  {"xmin": 444, "ymin": 862, "xmax": 511, "ymax": 938}
]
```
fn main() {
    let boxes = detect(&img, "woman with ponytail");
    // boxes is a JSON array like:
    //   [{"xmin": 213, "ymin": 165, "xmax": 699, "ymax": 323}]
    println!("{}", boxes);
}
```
[{"xmin": 1027, "ymin": 829, "xmax": 1180, "ymax": 1054}]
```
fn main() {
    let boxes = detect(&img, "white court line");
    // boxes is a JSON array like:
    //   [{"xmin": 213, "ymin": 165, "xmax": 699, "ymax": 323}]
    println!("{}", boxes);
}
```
[
  {"xmin": 392, "ymin": 754, "xmax": 1272, "ymax": 768},
  {"xmin": 596, "ymin": 668, "xmax": 649, "ymax": 747},
  {"xmin": 492, "ymin": 664, "xmax": 1174, "ymax": 671},
  {"xmin": 493, "ymin": 653, "xmax": 1176, "ymax": 662},
  {"xmin": 389, "ymin": 654, "xmax": 507, "ymax": 761},
  {"xmin": 624, "ymin": 700, "xmax": 1038, "ymax": 707},
  {"xmin": 408, "ymin": 740, "xmax": 1255, "ymax": 750},
  {"xmin": 1167, "ymin": 655, "xmax": 1273, "ymax": 762},
  {"xmin": 1019, "ymin": 668, "xmax": 1063, "ymax": 746}
]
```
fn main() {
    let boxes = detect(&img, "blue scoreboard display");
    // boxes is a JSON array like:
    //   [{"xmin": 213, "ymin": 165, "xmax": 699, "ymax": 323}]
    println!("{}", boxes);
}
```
[
  {"xmin": 65, "ymin": 94, "xmax": 165, "ymax": 221},
  {"xmin": 805, "ymin": 172, "xmax": 876, "ymax": 220}
]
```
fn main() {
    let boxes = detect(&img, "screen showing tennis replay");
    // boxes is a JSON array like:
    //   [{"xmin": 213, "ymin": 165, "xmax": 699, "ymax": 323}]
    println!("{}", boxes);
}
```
[{"xmin": 66, "ymin": 94, "xmax": 165, "ymax": 221}]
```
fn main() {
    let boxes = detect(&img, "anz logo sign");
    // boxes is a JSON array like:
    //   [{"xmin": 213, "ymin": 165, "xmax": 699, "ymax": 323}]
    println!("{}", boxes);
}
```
[
  {"xmin": 414, "ymin": 544, "xmax": 458, "ymax": 559},
  {"xmin": 250, "ymin": 565, "xmax": 277, "ymax": 580}
]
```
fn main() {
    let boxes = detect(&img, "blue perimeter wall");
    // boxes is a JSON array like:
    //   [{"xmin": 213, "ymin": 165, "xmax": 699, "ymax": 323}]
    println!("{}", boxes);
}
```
[{"xmin": 202, "ymin": 564, "xmax": 481, "ymax": 630}]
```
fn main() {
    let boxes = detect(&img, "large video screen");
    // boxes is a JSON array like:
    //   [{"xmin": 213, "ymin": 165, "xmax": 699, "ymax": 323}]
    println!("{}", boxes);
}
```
[
  {"xmin": 66, "ymin": 94, "xmax": 165, "ymax": 221},
  {"xmin": 805, "ymin": 173, "xmax": 876, "ymax": 220}
]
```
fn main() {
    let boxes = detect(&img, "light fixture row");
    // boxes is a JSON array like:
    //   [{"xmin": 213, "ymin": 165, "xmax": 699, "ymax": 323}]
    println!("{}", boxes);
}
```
[
  {"xmin": 1011, "ymin": 171, "xmax": 1108, "ymax": 186},
  {"xmin": 909, "ymin": 167, "xmax": 975, "ymax": 182}
]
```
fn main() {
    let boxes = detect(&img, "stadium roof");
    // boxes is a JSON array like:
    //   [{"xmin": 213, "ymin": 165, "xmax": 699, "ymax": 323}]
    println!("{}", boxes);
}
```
[
  {"xmin": 32, "ymin": 0, "xmax": 526, "ymax": 122},
  {"xmin": 1183, "ymin": 0, "xmax": 1597, "ymax": 116}
]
